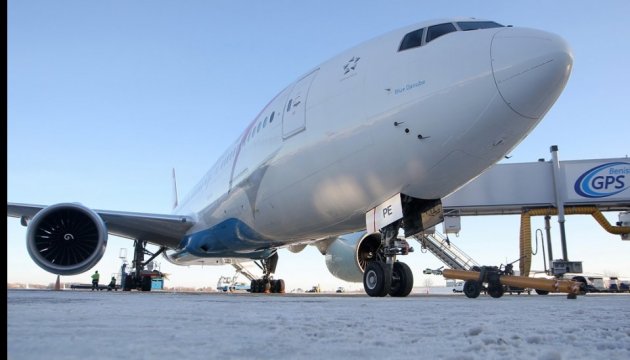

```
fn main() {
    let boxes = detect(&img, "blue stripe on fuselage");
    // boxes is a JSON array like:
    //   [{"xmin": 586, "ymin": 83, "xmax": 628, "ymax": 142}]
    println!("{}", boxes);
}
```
[{"xmin": 180, "ymin": 218, "xmax": 275, "ymax": 258}]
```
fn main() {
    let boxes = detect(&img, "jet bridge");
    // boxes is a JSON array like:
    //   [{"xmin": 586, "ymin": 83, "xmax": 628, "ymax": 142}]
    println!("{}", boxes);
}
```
[{"xmin": 428, "ymin": 146, "xmax": 630, "ymax": 276}]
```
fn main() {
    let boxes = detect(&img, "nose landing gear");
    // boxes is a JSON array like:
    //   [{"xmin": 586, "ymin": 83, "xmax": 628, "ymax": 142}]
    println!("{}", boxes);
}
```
[{"xmin": 362, "ymin": 220, "xmax": 414, "ymax": 297}]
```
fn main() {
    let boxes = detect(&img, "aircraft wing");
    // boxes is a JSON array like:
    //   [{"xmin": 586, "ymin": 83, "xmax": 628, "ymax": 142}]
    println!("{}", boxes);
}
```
[{"xmin": 7, "ymin": 202, "xmax": 194, "ymax": 249}]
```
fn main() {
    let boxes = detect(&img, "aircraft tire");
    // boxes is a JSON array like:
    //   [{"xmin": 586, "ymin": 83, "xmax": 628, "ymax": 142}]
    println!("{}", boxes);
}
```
[
  {"xmin": 123, "ymin": 275, "xmax": 133, "ymax": 291},
  {"xmin": 363, "ymin": 261, "xmax": 391, "ymax": 297},
  {"xmin": 251, "ymin": 279, "xmax": 263, "ymax": 293},
  {"xmin": 389, "ymin": 262, "xmax": 413, "ymax": 297},
  {"xmin": 141, "ymin": 276, "xmax": 152, "ymax": 292},
  {"xmin": 272, "ymin": 279, "xmax": 285, "ymax": 293}
]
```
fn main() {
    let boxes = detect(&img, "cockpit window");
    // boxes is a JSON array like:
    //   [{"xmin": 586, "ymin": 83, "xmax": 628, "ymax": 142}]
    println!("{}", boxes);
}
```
[
  {"xmin": 425, "ymin": 23, "xmax": 457, "ymax": 43},
  {"xmin": 398, "ymin": 20, "xmax": 504, "ymax": 52},
  {"xmin": 457, "ymin": 21, "xmax": 504, "ymax": 31},
  {"xmin": 399, "ymin": 28, "xmax": 424, "ymax": 52}
]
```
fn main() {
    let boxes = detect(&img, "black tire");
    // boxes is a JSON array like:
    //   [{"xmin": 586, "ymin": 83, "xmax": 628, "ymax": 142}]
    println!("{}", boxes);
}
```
[
  {"xmin": 463, "ymin": 280, "xmax": 481, "ymax": 298},
  {"xmin": 275, "ymin": 279, "xmax": 285, "ymax": 293},
  {"xmin": 251, "ymin": 279, "xmax": 260, "ymax": 293},
  {"xmin": 535, "ymin": 289, "xmax": 549, "ymax": 295},
  {"xmin": 123, "ymin": 275, "xmax": 133, "ymax": 291},
  {"xmin": 389, "ymin": 262, "xmax": 413, "ymax": 297},
  {"xmin": 363, "ymin": 261, "xmax": 391, "ymax": 297},
  {"xmin": 141, "ymin": 276, "xmax": 152, "ymax": 292},
  {"xmin": 487, "ymin": 283, "xmax": 504, "ymax": 298}
]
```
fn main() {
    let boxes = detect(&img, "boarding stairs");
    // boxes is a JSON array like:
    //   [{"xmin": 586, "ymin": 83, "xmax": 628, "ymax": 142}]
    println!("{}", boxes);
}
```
[
  {"xmin": 413, "ymin": 231, "xmax": 480, "ymax": 271},
  {"xmin": 231, "ymin": 261, "xmax": 258, "ymax": 281}
]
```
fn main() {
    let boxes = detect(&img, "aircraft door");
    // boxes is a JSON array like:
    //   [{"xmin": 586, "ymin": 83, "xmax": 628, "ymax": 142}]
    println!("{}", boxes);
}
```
[{"xmin": 282, "ymin": 69, "xmax": 319, "ymax": 139}]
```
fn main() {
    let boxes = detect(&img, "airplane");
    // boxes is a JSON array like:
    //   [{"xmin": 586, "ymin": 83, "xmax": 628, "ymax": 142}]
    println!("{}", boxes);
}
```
[{"xmin": 7, "ymin": 17, "xmax": 573, "ymax": 297}]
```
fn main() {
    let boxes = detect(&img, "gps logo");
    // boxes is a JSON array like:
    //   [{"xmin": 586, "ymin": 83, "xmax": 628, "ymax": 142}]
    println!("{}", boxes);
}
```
[{"xmin": 574, "ymin": 162, "xmax": 630, "ymax": 198}]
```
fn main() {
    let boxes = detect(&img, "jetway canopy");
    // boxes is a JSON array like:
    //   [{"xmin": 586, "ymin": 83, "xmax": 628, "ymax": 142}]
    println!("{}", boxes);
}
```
[{"xmin": 443, "ymin": 156, "xmax": 630, "ymax": 216}]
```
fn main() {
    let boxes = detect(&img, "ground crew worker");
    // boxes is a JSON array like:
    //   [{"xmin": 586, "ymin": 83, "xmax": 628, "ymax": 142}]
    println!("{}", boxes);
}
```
[
  {"xmin": 107, "ymin": 276, "xmax": 116, "ymax": 291},
  {"xmin": 91, "ymin": 270, "xmax": 100, "ymax": 291}
]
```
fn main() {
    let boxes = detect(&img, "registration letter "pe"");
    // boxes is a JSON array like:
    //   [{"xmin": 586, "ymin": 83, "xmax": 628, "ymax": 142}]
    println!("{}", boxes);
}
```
[
  {"xmin": 365, "ymin": 193, "xmax": 404, "ymax": 232},
  {"xmin": 383, "ymin": 205, "xmax": 393, "ymax": 217}
]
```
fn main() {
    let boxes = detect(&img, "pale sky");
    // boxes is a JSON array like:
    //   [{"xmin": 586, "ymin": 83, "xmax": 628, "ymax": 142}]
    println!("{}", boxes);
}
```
[{"xmin": 7, "ymin": 0, "xmax": 630, "ymax": 291}]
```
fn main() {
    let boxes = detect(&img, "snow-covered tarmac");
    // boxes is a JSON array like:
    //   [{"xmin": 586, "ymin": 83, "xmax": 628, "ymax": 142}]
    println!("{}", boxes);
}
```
[{"xmin": 7, "ymin": 289, "xmax": 630, "ymax": 360}]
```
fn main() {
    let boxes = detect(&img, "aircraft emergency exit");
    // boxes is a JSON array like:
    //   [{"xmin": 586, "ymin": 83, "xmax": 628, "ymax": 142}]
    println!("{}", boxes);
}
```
[{"xmin": 7, "ymin": 17, "xmax": 573, "ymax": 297}]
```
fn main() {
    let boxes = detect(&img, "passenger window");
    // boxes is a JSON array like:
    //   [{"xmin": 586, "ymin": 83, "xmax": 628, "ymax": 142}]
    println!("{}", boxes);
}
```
[
  {"xmin": 426, "ymin": 23, "xmax": 457, "ymax": 43},
  {"xmin": 269, "ymin": 111, "xmax": 275, "ymax": 123},
  {"xmin": 286, "ymin": 99, "xmax": 292, "ymax": 112},
  {"xmin": 257, "ymin": 122, "xmax": 262, "ymax": 133},
  {"xmin": 457, "ymin": 21, "xmax": 503, "ymax": 31},
  {"xmin": 263, "ymin": 116, "xmax": 268, "ymax": 128},
  {"xmin": 399, "ymin": 28, "xmax": 424, "ymax": 51}
]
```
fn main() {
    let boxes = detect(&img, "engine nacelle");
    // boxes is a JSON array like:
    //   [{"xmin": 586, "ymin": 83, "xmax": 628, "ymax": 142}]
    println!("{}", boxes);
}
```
[
  {"xmin": 324, "ymin": 231, "xmax": 381, "ymax": 282},
  {"xmin": 26, "ymin": 203, "xmax": 108, "ymax": 275}
]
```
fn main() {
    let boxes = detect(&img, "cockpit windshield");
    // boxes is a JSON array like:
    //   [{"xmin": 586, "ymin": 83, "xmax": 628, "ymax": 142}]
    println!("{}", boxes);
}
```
[
  {"xmin": 398, "ymin": 20, "xmax": 505, "ymax": 52},
  {"xmin": 457, "ymin": 21, "xmax": 504, "ymax": 31},
  {"xmin": 426, "ymin": 23, "xmax": 457, "ymax": 43}
]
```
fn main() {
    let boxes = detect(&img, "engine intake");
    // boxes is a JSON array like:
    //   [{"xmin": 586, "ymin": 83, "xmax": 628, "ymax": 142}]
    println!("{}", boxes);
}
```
[
  {"xmin": 26, "ymin": 203, "xmax": 108, "ymax": 275},
  {"xmin": 324, "ymin": 231, "xmax": 381, "ymax": 282}
]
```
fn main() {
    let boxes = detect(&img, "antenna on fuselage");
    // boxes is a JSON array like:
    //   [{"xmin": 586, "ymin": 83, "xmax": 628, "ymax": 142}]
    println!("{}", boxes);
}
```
[{"xmin": 172, "ymin": 168, "xmax": 179, "ymax": 210}]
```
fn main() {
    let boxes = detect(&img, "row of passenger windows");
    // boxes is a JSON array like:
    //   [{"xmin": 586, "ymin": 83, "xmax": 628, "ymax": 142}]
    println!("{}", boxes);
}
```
[
  {"xmin": 184, "ymin": 109, "xmax": 279, "ymax": 202},
  {"xmin": 214, "ymin": 110, "xmax": 278, "ymax": 172},
  {"xmin": 398, "ymin": 21, "xmax": 504, "ymax": 52},
  {"xmin": 248, "ymin": 111, "xmax": 275, "ymax": 142}
]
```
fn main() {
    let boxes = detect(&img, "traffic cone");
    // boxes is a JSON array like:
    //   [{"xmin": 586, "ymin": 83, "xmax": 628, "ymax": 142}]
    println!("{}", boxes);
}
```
[{"xmin": 54, "ymin": 275, "xmax": 61, "ymax": 291}]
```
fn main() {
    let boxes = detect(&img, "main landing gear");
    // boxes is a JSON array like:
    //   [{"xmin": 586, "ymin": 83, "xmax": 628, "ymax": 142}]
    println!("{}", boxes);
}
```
[
  {"xmin": 250, "ymin": 252, "xmax": 286, "ymax": 293},
  {"xmin": 122, "ymin": 240, "xmax": 166, "ymax": 292},
  {"xmin": 363, "ymin": 220, "xmax": 414, "ymax": 297}
]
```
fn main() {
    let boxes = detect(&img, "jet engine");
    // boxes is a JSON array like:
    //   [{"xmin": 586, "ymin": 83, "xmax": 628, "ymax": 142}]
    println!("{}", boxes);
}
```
[
  {"xmin": 25, "ymin": 203, "xmax": 108, "ymax": 275},
  {"xmin": 323, "ymin": 231, "xmax": 381, "ymax": 282}
]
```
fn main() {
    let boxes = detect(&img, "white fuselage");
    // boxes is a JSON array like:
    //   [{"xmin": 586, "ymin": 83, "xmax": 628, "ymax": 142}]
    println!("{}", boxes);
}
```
[{"xmin": 166, "ymin": 19, "xmax": 572, "ymax": 263}]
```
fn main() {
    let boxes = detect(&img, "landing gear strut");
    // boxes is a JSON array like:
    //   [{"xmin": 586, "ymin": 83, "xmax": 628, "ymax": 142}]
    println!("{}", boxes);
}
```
[
  {"xmin": 122, "ymin": 240, "xmax": 166, "ymax": 292},
  {"xmin": 250, "ymin": 252, "xmax": 285, "ymax": 293},
  {"xmin": 363, "ymin": 220, "xmax": 414, "ymax": 297}
]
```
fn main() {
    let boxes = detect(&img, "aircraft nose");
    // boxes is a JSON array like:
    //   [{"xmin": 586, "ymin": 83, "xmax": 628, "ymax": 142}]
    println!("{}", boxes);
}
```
[{"xmin": 491, "ymin": 27, "xmax": 573, "ymax": 119}]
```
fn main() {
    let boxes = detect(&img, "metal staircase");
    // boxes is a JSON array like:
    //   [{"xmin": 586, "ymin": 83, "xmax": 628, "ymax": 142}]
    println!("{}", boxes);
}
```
[
  {"xmin": 413, "ymin": 231, "xmax": 480, "ymax": 270},
  {"xmin": 230, "ymin": 261, "xmax": 258, "ymax": 281}
]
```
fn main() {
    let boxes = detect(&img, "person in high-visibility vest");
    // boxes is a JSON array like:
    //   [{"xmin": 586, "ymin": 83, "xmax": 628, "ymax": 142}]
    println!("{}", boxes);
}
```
[{"xmin": 91, "ymin": 270, "xmax": 100, "ymax": 291}]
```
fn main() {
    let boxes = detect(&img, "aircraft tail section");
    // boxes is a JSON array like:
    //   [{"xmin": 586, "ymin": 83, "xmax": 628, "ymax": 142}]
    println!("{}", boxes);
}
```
[{"xmin": 172, "ymin": 168, "xmax": 179, "ymax": 210}]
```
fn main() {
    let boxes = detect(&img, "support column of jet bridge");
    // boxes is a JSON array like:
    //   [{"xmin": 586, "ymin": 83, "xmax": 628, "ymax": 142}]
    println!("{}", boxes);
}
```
[{"xmin": 550, "ymin": 145, "xmax": 569, "ymax": 261}]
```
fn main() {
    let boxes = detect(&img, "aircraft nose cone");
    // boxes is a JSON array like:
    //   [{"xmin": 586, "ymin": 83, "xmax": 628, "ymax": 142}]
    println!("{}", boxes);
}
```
[{"xmin": 491, "ymin": 28, "xmax": 573, "ymax": 119}]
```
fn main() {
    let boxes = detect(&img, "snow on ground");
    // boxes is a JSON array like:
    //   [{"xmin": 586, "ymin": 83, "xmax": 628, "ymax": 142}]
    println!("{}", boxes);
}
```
[{"xmin": 7, "ymin": 289, "xmax": 630, "ymax": 360}]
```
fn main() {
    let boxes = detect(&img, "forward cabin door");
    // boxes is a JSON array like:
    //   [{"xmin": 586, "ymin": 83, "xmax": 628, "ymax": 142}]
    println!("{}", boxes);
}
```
[{"xmin": 282, "ymin": 69, "xmax": 319, "ymax": 139}]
